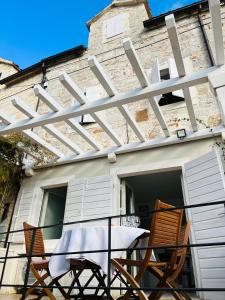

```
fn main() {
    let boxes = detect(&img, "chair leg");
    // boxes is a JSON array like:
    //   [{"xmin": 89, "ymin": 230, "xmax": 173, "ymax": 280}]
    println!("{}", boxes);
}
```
[
  {"xmin": 31, "ymin": 266, "xmax": 56, "ymax": 300},
  {"xmin": 112, "ymin": 259, "xmax": 148, "ymax": 300}
]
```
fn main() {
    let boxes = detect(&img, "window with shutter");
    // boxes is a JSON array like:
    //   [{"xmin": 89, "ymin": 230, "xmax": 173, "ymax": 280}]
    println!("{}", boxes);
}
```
[{"xmin": 105, "ymin": 14, "xmax": 126, "ymax": 39}]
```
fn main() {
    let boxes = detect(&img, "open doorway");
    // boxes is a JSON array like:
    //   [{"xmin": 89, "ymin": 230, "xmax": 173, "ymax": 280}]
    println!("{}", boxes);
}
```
[{"xmin": 121, "ymin": 170, "xmax": 195, "ymax": 290}]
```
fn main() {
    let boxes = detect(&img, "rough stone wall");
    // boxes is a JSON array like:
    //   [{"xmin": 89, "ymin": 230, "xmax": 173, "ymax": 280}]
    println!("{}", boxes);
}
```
[{"xmin": 0, "ymin": 3, "xmax": 224, "ymax": 158}]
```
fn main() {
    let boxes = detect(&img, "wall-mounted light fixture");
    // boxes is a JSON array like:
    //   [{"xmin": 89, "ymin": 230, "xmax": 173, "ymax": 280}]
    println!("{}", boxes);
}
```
[{"xmin": 176, "ymin": 128, "xmax": 187, "ymax": 140}]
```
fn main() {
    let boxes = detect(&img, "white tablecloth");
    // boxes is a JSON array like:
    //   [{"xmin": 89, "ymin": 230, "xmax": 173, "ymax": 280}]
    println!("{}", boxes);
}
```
[{"xmin": 49, "ymin": 226, "xmax": 150, "ymax": 278}]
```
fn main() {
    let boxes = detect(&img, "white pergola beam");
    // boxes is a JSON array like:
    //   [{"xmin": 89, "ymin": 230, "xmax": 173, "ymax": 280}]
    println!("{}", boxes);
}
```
[
  {"xmin": 88, "ymin": 56, "xmax": 116, "ymax": 96},
  {"xmin": 90, "ymin": 113, "xmax": 123, "ymax": 146},
  {"xmin": 209, "ymin": 0, "xmax": 225, "ymax": 66},
  {"xmin": 0, "ymin": 66, "xmax": 216, "ymax": 135},
  {"xmin": 118, "ymin": 105, "xmax": 146, "ymax": 142},
  {"xmin": 149, "ymin": 99, "xmax": 170, "ymax": 137},
  {"xmin": 165, "ymin": 15, "xmax": 186, "ymax": 77},
  {"xmin": 123, "ymin": 38, "xmax": 149, "ymax": 88},
  {"xmin": 0, "ymin": 112, "xmax": 63, "ymax": 158},
  {"xmin": 166, "ymin": 14, "xmax": 198, "ymax": 132},
  {"xmin": 150, "ymin": 60, "xmax": 170, "ymax": 137},
  {"xmin": 59, "ymin": 73, "xmax": 86, "ymax": 105},
  {"xmin": 12, "ymin": 97, "xmax": 82, "ymax": 154},
  {"xmin": 42, "ymin": 126, "xmax": 223, "ymax": 167},
  {"xmin": 34, "ymin": 85, "xmax": 101, "ymax": 151},
  {"xmin": 59, "ymin": 73, "xmax": 122, "ymax": 146},
  {"xmin": 89, "ymin": 55, "xmax": 145, "ymax": 142}
]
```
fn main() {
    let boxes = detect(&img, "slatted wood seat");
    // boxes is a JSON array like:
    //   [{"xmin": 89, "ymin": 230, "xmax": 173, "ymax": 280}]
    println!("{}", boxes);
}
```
[
  {"xmin": 111, "ymin": 199, "xmax": 184, "ymax": 300},
  {"xmin": 22, "ymin": 222, "xmax": 68, "ymax": 300}
]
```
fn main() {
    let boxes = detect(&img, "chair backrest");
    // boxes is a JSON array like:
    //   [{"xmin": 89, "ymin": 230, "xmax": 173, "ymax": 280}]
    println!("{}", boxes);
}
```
[
  {"xmin": 23, "ymin": 222, "xmax": 45, "ymax": 259},
  {"xmin": 172, "ymin": 220, "xmax": 192, "ymax": 279},
  {"xmin": 145, "ymin": 199, "xmax": 183, "ymax": 262}
]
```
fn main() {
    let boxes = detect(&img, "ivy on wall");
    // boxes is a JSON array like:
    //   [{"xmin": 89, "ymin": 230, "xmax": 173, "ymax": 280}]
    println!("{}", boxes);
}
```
[{"xmin": 0, "ymin": 134, "xmax": 24, "ymax": 219}]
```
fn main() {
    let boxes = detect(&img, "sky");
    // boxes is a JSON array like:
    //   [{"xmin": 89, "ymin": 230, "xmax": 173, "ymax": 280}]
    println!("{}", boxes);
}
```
[{"xmin": 0, "ymin": 0, "xmax": 198, "ymax": 69}]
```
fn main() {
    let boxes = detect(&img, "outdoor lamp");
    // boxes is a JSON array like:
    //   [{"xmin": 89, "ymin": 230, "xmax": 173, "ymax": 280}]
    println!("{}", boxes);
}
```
[{"xmin": 176, "ymin": 128, "xmax": 186, "ymax": 140}]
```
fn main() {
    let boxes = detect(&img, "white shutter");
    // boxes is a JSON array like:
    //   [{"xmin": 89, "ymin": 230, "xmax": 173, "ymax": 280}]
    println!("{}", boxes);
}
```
[
  {"xmin": 63, "ymin": 179, "xmax": 84, "ymax": 229},
  {"xmin": 168, "ymin": 58, "xmax": 184, "ymax": 98},
  {"xmin": 12, "ymin": 187, "xmax": 34, "ymax": 242},
  {"xmin": 183, "ymin": 149, "xmax": 225, "ymax": 300},
  {"xmin": 151, "ymin": 59, "xmax": 162, "ymax": 102},
  {"xmin": 83, "ymin": 175, "xmax": 113, "ymax": 226},
  {"xmin": 105, "ymin": 15, "xmax": 125, "ymax": 39},
  {"xmin": 64, "ymin": 175, "xmax": 113, "ymax": 229}
]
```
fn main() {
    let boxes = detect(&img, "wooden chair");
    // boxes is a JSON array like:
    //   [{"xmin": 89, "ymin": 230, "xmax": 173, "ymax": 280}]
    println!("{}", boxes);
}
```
[
  {"xmin": 148, "ymin": 221, "xmax": 192, "ymax": 300},
  {"xmin": 111, "ymin": 199, "xmax": 184, "ymax": 300},
  {"xmin": 22, "ymin": 222, "xmax": 68, "ymax": 300}
]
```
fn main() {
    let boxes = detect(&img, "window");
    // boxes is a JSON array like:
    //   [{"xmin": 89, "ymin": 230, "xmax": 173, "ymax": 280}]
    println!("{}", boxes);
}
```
[
  {"xmin": 150, "ymin": 58, "xmax": 184, "ymax": 107},
  {"xmin": 105, "ymin": 14, "xmax": 126, "ymax": 39},
  {"xmin": 158, "ymin": 67, "xmax": 184, "ymax": 106},
  {"xmin": 79, "ymin": 86, "xmax": 102, "ymax": 124},
  {"xmin": 40, "ymin": 186, "xmax": 67, "ymax": 239}
]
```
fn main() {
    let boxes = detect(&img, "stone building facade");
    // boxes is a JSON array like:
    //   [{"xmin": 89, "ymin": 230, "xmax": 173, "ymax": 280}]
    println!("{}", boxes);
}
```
[{"xmin": 0, "ymin": 0, "xmax": 223, "ymax": 156}]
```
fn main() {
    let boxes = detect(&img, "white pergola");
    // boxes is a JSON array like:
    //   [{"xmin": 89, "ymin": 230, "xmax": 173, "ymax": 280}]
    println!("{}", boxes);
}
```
[{"xmin": 0, "ymin": 0, "xmax": 225, "ymax": 167}]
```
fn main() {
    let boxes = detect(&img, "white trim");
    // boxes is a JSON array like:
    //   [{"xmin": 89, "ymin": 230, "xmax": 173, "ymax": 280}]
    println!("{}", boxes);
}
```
[{"xmin": 35, "ymin": 126, "xmax": 223, "ymax": 169}]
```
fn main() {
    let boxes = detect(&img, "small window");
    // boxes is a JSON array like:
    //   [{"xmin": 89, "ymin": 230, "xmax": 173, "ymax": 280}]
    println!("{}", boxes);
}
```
[
  {"xmin": 159, "ymin": 68, "xmax": 184, "ymax": 106},
  {"xmin": 40, "ymin": 186, "xmax": 67, "ymax": 239},
  {"xmin": 79, "ymin": 86, "xmax": 102, "ymax": 124},
  {"xmin": 105, "ymin": 14, "xmax": 126, "ymax": 39}
]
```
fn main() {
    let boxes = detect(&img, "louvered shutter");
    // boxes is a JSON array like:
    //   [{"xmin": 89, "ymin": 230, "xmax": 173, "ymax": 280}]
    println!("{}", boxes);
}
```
[
  {"xmin": 12, "ymin": 187, "xmax": 35, "ymax": 242},
  {"xmin": 82, "ymin": 175, "xmax": 113, "ymax": 226},
  {"xmin": 183, "ymin": 149, "xmax": 225, "ymax": 300},
  {"xmin": 63, "ymin": 179, "xmax": 84, "ymax": 229},
  {"xmin": 168, "ymin": 58, "xmax": 184, "ymax": 98}
]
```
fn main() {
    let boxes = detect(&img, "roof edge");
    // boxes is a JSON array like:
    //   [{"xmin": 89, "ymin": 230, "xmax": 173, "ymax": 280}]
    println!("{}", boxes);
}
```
[
  {"xmin": 0, "ymin": 45, "xmax": 86, "ymax": 86},
  {"xmin": 143, "ymin": 0, "xmax": 225, "ymax": 29}
]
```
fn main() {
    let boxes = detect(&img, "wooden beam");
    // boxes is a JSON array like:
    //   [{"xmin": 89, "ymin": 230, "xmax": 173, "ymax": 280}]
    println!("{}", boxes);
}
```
[
  {"xmin": 88, "ymin": 56, "xmax": 116, "ymax": 96},
  {"xmin": 89, "ymin": 55, "xmax": 146, "ymax": 142},
  {"xmin": 118, "ymin": 105, "xmax": 146, "ymax": 142},
  {"xmin": 165, "ymin": 14, "xmax": 186, "ymax": 77},
  {"xmin": 123, "ymin": 38, "xmax": 149, "ymax": 88},
  {"xmin": 0, "ymin": 111, "xmax": 63, "ymax": 158},
  {"xmin": 0, "ymin": 66, "xmax": 216, "ymax": 135},
  {"xmin": 59, "ymin": 73, "xmax": 122, "ymax": 146},
  {"xmin": 58, "ymin": 73, "xmax": 86, "ymax": 105},
  {"xmin": 166, "ymin": 14, "xmax": 198, "ymax": 132},
  {"xmin": 90, "ymin": 112, "xmax": 123, "ymax": 146},
  {"xmin": 209, "ymin": 0, "xmax": 225, "ymax": 66},
  {"xmin": 12, "ymin": 97, "xmax": 82, "ymax": 154},
  {"xmin": 150, "ymin": 60, "xmax": 170, "ymax": 137},
  {"xmin": 34, "ymin": 85, "xmax": 101, "ymax": 150},
  {"xmin": 39, "ymin": 126, "xmax": 223, "ymax": 168}
]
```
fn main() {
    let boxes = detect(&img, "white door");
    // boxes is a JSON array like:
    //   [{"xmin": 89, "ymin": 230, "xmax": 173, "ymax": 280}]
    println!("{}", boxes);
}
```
[{"xmin": 183, "ymin": 149, "xmax": 225, "ymax": 300}]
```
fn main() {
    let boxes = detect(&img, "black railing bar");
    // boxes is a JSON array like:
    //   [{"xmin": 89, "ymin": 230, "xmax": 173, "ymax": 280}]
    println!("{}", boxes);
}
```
[
  {"xmin": 2, "ymin": 240, "xmax": 225, "ymax": 260},
  {"xmin": 1, "ymin": 283, "xmax": 225, "ymax": 292},
  {"xmin": 0, "ymin": 242, "xmax": 10, "ymax": 286},
  {"xmin": 107, "ymin": 217, "xmax": 111, "ymax": 300},
  {"xmin": 21, "ymin": 228, "xmax": 36, "ymax": 300},
  {"xmin": 1, "ymin": 199, "xmax": 225, "ymax": 237}
]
